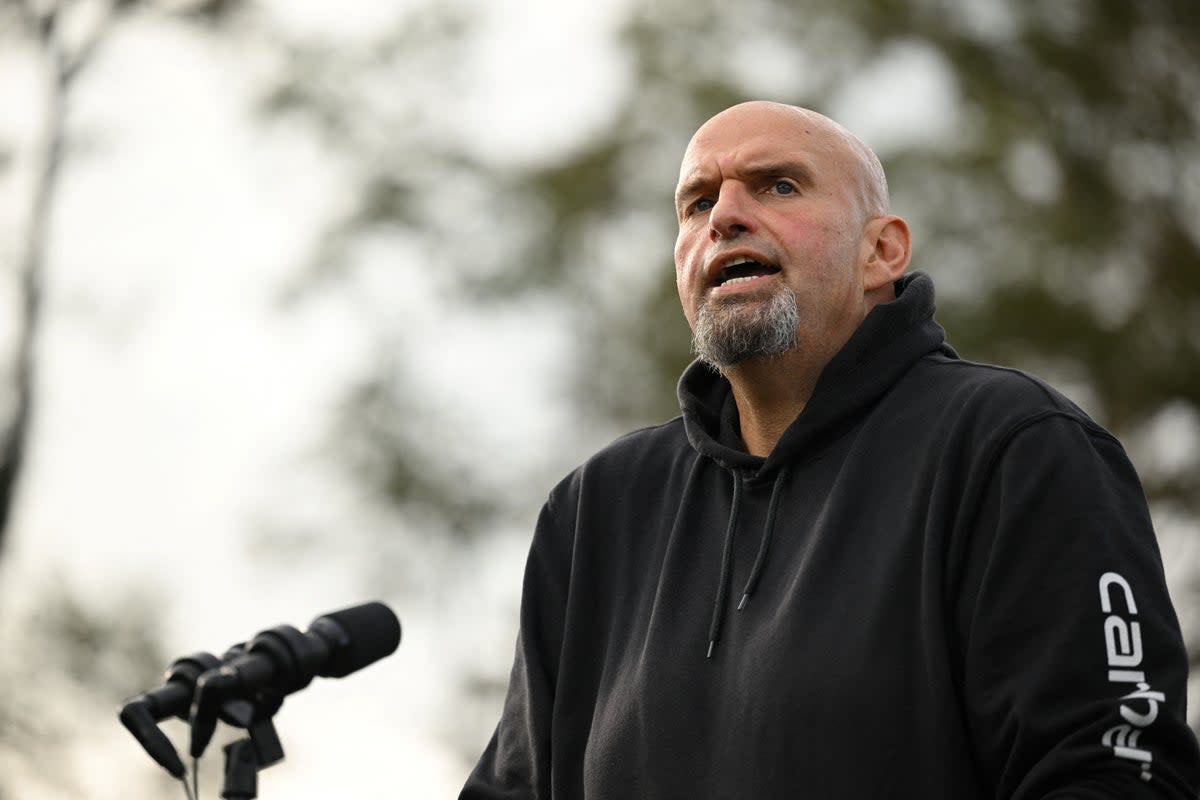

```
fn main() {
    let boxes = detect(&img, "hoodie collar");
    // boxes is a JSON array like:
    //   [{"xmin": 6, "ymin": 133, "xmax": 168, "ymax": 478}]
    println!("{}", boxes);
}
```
[{"xmin": 678, "ymin": 271, "xmax": 953, "ymax": 475}]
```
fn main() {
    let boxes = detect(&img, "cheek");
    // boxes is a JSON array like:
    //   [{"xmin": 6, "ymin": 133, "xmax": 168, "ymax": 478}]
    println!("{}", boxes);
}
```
[
  {"xmin": 674, "ymin": 266, "xmax": 696, "ymax": 325},
  {"xmin": 673, "ymin": 233, "xmax": 700, "ymax": 323},
  {"xmin": 789, "ymin": 222, "xmax": 861, "ymax": 274},
  {"xmin": 673, "ymin": 231, "xmax": 697, "ymax": 288}
]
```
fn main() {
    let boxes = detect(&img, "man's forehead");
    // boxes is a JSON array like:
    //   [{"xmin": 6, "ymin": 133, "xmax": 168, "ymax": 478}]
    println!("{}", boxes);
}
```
[
  {"xmin": 675, "ymin": 136, "xmax": 828, "ymax": 196},
  {"xmin": 678, "ymin": 107, "xmax": 840, "ymax": 179},
  {"xmin": 673, "ymin": 104, "xmax": 878, "ymax": 206}
]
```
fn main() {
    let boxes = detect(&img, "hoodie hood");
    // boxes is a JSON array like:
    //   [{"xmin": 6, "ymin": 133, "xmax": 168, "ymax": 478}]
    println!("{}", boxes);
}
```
[{"xmin": 678, "ymin": 271, "xmax": 954, "ymax": 474}]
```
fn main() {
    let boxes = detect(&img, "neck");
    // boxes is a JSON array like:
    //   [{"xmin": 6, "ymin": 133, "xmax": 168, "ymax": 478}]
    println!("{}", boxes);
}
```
[
  {"xmin": 716, "ymin": 288, "xmax": 894, "ymax": 456},
  {"xmin": 723, "ymin": 350, "xmax": 824, "ymax": 457}
]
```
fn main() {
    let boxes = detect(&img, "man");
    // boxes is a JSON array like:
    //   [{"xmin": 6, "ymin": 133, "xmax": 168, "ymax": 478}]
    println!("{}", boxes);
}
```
[{"xmin": 461, "ymin": 101, "xmax": 1200, "ymax": 798}]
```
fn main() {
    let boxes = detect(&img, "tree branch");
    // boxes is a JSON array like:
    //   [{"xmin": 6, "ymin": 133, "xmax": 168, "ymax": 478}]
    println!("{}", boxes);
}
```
[{"xmin": 0, "ymin": 1, "xmax": 72, "ymax": 547}]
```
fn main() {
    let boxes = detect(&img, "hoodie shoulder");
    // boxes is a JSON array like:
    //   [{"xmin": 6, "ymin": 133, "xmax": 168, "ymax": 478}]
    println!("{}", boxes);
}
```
[
  {"xmin": 905, "ymin": 351, "xmax": 1116, "ymax": 444},
  {"xmin": 542, "ymin": 416, "xmax": 698, "ymax": 537},
  {"xmin": 586, "ymin": 417, "xmax": 692, "ymax": 474}
]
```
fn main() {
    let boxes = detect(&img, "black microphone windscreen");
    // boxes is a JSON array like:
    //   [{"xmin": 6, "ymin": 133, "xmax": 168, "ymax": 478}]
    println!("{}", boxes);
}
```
[{"xmin": 314, "ymin": 601, "xmax": 401, "ymax": 678}]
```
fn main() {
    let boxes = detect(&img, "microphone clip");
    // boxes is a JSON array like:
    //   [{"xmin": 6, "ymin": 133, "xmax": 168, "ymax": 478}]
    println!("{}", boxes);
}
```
[{"xmin": 120, "ymin": 647, "xmax": 287, "ymax": 793}]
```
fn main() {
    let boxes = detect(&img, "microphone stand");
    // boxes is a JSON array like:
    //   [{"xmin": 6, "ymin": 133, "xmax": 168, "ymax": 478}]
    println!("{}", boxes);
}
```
[
  {"xmin": 218, "ymin": 702, "xmax": 285, "ymax": 800},
  {"xmin": 208, "ymin": 687, "xmax": 286, "ymax": 800}
]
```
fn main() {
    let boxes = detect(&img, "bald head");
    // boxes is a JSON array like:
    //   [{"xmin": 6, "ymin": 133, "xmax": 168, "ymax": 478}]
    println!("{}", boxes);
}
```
[{"xmin": 678, "ymin": 101, "xmax": 890, "ymax": 223}]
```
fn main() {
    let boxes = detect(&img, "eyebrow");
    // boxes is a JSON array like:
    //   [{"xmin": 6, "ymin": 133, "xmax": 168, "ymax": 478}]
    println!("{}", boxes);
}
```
[{"xmin": 674, "ymin": 159, "xmax": 818, "ymax": 211}]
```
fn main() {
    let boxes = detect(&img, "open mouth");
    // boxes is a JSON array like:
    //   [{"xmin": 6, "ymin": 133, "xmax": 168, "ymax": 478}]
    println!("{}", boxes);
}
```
[{"xmin": 713, "ymin": 258, "xmax": 781, "ymax": 287}]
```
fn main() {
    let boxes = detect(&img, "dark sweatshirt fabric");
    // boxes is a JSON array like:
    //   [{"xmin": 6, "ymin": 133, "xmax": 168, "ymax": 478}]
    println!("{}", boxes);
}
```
[{"xmin": 460, "ymin": 273, "xmax": 1200, "ymax": 800}]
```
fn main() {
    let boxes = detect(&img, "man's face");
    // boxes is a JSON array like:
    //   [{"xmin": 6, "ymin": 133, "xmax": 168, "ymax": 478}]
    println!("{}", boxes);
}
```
[{"xmin": 673, "ymin": 103, "xmax": 875, "ymax": 368}]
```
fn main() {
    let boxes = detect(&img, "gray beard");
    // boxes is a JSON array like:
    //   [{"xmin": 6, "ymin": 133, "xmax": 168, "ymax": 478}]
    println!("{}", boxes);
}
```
[{"xmin": 691, "ymin": 285, "xmax": 800, "ymax": 369}]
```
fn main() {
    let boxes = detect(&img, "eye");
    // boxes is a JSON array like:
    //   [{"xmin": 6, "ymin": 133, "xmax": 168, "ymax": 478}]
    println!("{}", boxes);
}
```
[
  {"xmin": 771, "ymin": 180, "xmax": 796, "ymax": 195},
  {"xmin": 688, "ymin": 197, "xmax": 715, "ymax": 215}
]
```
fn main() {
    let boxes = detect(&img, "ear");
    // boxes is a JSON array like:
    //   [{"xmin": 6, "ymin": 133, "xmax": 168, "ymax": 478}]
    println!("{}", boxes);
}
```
[{"xmin": 861, "ymin": 215, "xmax": 911, "ymax": 292}]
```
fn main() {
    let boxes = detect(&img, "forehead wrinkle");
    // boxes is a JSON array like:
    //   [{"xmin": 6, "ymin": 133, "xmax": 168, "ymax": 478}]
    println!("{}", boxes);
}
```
[
  {"xmin": 675, "ymin": 149, "xmax": 817, "ymax": 198},
  {"xmin": 674, "ymin": 170, "xmax": 710, "ymax": 206},
  {"xmin": 674, "ymin": 144, "xmax": 733, "ymax": 200},
  {"xmin": 739, "ymin": 159, "xmax": 817, "ymax": 188}
]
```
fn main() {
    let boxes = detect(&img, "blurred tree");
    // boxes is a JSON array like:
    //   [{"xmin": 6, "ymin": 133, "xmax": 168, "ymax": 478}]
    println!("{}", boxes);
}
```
[
  {"xmin": 0, "ymin": 2, "xmax": 248, "ymax": 796},
  {"xmin": 0, "ymin": 0, "xmax": 245, "ymax": 554},
  {"xmin": 0, "ymin": 577, "xmax": 172, "ymax": 797}
]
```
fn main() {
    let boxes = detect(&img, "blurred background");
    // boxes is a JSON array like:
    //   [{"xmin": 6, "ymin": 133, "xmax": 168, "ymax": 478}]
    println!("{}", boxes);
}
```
[{"xmin": 0, "ymin": 0, "xmax": 1198, "ymax": 796}]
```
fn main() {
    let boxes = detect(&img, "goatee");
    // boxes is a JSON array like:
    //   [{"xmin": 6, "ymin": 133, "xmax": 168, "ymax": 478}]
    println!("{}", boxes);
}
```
[{"xmin": 691, "ymin": 286, "xmax": 800, "ymax": 369}]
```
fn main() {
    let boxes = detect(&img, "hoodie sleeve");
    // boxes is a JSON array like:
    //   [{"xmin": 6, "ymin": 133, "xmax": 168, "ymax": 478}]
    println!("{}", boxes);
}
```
[
  {"xmin": 459, "ymin": 487, "xmax": 574, "ymax": 800},
  {"xmin": 957, "ymin": 412, "xmax": 1200, "ymax": 800}
]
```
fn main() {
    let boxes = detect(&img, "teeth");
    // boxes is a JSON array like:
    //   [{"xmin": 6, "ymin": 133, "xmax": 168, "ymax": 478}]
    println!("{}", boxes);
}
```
[
  {"xmin": 723, "ymin": 275, "xmax": 761, "ymax": 285},
  {"xmin": 726, "ymin": 257, "xmax": 755, "ymax": 268}
]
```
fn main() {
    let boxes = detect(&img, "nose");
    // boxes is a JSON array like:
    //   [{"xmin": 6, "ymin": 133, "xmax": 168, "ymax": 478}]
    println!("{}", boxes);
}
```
[{"xmin": 708, "ymin": 182, "xmax": 757, "ymax": 241}]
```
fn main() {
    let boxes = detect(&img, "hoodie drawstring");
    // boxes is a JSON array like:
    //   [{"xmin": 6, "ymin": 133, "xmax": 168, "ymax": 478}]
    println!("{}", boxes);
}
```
[
  {"xmin": 738, "ymin": 465, "xmax": 790, "ymax": 611},
  {"xmin": 706, "ymin": 466, "xmax": 790, "ymax": 659},
  {"xmin": 706, "ymin": 471, "xmax": 743, "ymax": 659}
]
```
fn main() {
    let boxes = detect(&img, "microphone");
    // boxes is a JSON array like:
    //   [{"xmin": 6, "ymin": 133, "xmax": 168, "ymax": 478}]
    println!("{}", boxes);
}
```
[{"xmin": 188, "ymin": 601, "xmax": 401, "ymax": 759}]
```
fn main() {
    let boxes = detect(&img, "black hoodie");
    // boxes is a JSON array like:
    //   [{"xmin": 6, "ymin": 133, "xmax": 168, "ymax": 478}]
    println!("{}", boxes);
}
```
[{"xmin": 461, "ymin": 273, "xmax": 1200, "ymax": 799}]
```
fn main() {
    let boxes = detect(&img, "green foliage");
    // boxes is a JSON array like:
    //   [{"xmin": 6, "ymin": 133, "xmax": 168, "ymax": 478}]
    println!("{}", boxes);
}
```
[
  {"xmin": 337, "ymin": 370, "xmax": 504, "ymax": 542},
  {"xmin": 30, "ymin": 577, "xmax": 167, "ymax": 697},
  {"xmin": 866, "ymin": 1, "xmax": 1200, "ymax": 512},
  {"xmin": 0, "ymin": 578, "xmax": 170, "ymax": 798}
]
